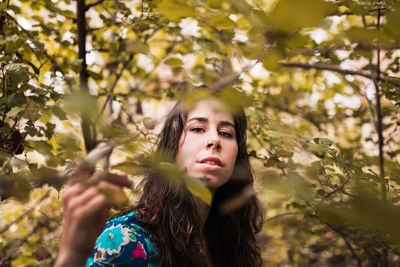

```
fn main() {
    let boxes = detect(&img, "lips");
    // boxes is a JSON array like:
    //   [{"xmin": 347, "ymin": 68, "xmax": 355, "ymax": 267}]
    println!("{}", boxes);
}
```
[{"xmin": 198, "ymin": 157, "xmax": 223, "ymax": 167}]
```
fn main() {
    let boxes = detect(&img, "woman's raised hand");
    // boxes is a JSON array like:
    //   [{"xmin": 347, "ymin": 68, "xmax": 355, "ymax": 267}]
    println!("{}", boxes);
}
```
[{"xmin": 55, "ymin": 162, "xmax": 133, "ymax": 267}]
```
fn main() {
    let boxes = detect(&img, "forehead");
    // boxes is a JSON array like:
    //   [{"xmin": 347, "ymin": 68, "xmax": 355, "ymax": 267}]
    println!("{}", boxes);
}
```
[{"xmin": 186, "ymin": 99, "xmax": 234, "ymax": 123}]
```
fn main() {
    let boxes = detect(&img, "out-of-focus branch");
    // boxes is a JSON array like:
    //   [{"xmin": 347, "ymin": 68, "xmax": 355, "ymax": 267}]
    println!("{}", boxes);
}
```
[
  {"xmin": 289, "ymin": 44, "xmax": 400, "ymax": 57},
  {"xmin": 208, "ymin": 61, "xmax": 257, "ymax": 92},
  {"xmin": 0, "ymin": 217, "xmax": 45, "ymax": 265},
  {"xmin": 77, "ymin": 0, "xmax": 96, "ymax": 153},
  {"xmin": 94, "ymin": 53, "xmax": 134, "ymax": 125},
  {"xmin": 5, "ymin": 13, "xmax": 63, "ymax": 76},
  {"xmin": 280, "ymin": 61, "xmax": 372, "ymax": 79},
  {"xmin": 0, "ymin": 190, "xmax": 50, "ymax": 234},
  {"xmin": 0, "ymin": 132, "xmax": 27, "ymax": 173},
  {"xmin": 325, "ymin": 222, "xmax": 362, "ymax": 267},
  {"xmin": 265, "ymin": 212, "xmax": 303, "ymax": 223},
  {"xmin": 280, "ymin": 61, "xmax": 400, "ymax": 87},
  {"xmin": 266, "ymin": 102, "xmax": 324, "ymax": 132}
]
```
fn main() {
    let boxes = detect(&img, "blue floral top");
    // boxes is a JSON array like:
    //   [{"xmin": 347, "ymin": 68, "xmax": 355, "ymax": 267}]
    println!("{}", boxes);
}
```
[{"xmin": 86, "ymin": 210, "xmax": 160, "ymax": 267}]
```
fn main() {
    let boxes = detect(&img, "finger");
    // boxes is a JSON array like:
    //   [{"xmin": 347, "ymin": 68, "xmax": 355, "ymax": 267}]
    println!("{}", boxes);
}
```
[
  {"xmin": 96, "ymin": 181, "xmax": 130, "ymax": 208},
  {"xmin": 80, "ymin": 194, "xmax": 110, "ymax": 219},
  {"xmin": 74, "ymin": 194, "xmax": 111, "ymax": 235},
  {"xmin": 97, "ymin": 180, "xmax": 122, "ymax": 191},
  {"xmin": 65, "ymin": 187, "xmax": 102, "ymax": 219},
  {"xmin": 68, "ymin": 161, "xmax": 94, "ymax": 184},
  {"xmin": 62, "ymin": 183, "xmax": 86, "ymax": 207},
  {"xmin": 90, "ymin": 172, "xmax": 133, "ymax": 188},
  {"xmin": 74, "ymin": 193, "xmax": 110, "ymax": 221}
]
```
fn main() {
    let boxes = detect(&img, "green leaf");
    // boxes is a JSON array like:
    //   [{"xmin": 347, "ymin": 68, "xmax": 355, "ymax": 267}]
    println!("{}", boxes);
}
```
[
  {"xmin": 164, "ymin": 57, "xmax": 183, "ymax": 67},
  {"xmin": 269, "ymin": 0, "xmax": 329, "ymax": 31},
  {"xmin": 384, "ymin": 7, "xmax": 400, "ymax": 43},
  {"xmin": 7, "ymin": 106, "xmax": 25, "ymax": 118},
  {"xmin": 113, "ymin": 162, "xmax": 144, "ymax": 175},
  {"xmin": 197, "ymin": 38, "xmax": 218, "ymax": 52},
  {"xmin": 259, "ymin": 46, "xmax": 283, "ymax": 71},
  {"xmin": 99, "ymin": 188, "xmax": 130, "ymax": 208},
  {"xmin": 70, "ymin": 59, "xmax": 83, "ymax": 73},
  {"xmin": 87, "ymin": 70, "xmax": 103, "ymax": 81},
  {"xmin": 208, "ymin": 16, "xmax": 237, "ymax": 29},
  {"xmin": 8, "ymin": 92, "xmax": 27, "ymax": 106},
  {"xmin": 0, "ymin": 2, "xmax": 7, "ymax": 12},
  {"xmin": 45, "ymin": 122, "xmax": 56, "ymax": 140},
  {"xmin": 125, "ymin": 40, "xmax": 149, "ymax": 55},
  {"xmin": 5, "ymin": 63, "xmax": 30, "ymax": 83},
  {"xmin": 307, "ymin": 138, "xmax": 335, "ymax": 159},
  {"xmin": 52, "ymin": 106, "xmax": 67, "ymax": 120},
  {"xmin": 29, "ymin": 140, "xmax": 53, "ymax": 155}
]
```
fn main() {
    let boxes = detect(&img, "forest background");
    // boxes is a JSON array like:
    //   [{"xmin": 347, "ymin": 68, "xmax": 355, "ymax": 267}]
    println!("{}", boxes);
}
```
[{"xmin": 0, "ymin": 0, "xmax": 400, "ymax": 266}]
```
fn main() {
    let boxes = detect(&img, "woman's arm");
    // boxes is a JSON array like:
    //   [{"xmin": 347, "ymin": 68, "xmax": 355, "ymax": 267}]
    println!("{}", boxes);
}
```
[{"xmin": 54, "ymin": 163, "xmax": 132, "ymax": 267}]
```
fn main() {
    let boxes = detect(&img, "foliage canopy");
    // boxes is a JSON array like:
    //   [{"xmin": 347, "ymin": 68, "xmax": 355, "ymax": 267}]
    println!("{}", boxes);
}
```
[{"xmin": 0, "ymin": 0, "xmax": 399, "ymax": 265}]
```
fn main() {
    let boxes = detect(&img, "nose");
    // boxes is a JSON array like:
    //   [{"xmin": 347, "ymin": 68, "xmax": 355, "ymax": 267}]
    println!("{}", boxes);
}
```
[{"xmin": 206, "ymin": 136, "xmax": 221, "ymax": 150}]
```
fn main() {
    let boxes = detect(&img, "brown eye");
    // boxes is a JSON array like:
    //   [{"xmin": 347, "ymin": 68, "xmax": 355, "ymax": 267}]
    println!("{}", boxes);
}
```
[
  {"xmin": 219, "ymin": 131, "xmax": 233, "ymax": 138},
  {"xmin": 190, "ymin": 127, "xmax": 204, "ymax": 133}
]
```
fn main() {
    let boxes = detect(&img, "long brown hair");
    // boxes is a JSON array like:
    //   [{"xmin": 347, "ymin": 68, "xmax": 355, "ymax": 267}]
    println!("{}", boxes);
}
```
[{"xmin": 133, "ymin": 99, "xmax": 263, "ymax": 266}]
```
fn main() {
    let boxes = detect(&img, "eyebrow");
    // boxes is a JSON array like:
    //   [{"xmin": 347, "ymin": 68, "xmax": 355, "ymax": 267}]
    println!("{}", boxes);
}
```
[{"xmin": 187, "ymin": 117, "xmax": 235, "ymax": 128}]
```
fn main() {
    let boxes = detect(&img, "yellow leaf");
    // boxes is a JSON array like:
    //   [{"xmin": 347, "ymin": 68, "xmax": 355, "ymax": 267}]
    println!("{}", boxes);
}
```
[
  {"xmin": 156, "ymin": 0, "xmax": 197, "ymax": 21},
  {"xmin": 184, "ymin": 176, "xmax": 212, "ymax": 205}
]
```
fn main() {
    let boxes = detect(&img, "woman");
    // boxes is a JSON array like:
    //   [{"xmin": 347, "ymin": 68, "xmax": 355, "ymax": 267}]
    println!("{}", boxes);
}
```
[{"xmin": 55, "ymin": 98, "xmax": 263, "ymax": 267}]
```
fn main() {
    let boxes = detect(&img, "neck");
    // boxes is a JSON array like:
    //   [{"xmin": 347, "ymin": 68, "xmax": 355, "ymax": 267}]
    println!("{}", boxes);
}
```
[
  {"xmin": 193, "ymin": 196, "xmax": 211, "ymax": 230},
  {"xmin": 193, "ymin": 196, "xmax": 214, "ymax": 267}
]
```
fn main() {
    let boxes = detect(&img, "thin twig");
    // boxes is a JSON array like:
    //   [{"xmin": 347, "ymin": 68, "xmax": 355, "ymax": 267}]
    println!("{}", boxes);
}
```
[
  {"xmin": 85, "ymin": 0, "xmax": 105, "ymax": 11},
  {"xmin": 0, "ymin": 190, "xmax": 50, "ymax": 234},
  {"xmin": 208, "ymin": 61, "xmax": 258, "ymax": 92},
  {"xmin": 94, "ymin": 54, "xmax": 134, "ymax": 125},
  {"xmin": 265, "ymin": 212, "xmax": 303, "ymax": 223},
  {"xmin": 5, "ymin": 12, "xmax": 63, "ymax": 76},
  {"xmin": 139, "ymin": 0, "xmax": 144, "ymax": 21},
  {"xmin": 0, "ymin": 218, "xmax": 44, "ymax": 265},
  {"xmin": 266, "ymin": 102, "xmax": 323, "ymax": 132},
  {"xmin": 289, "ymin": 43, "xmax": 400, "ymax": 57},
  {"xmin": 317, "ymin": 177, "xmax": 350, "ymax": 208},
  {"xmin": 280, "ymin": 61, "xmax": 400, "ymax": 87},
  {"xmin": 326, "ymin": 222, "xmax": 362, "ymax": 267},
  {"xmin": 376, "ymin": 5, "xmax": 388, "ymax": 266},
  {"xmin": 0, "ymin": 132, "xmax": 27, "ymax": 173}
]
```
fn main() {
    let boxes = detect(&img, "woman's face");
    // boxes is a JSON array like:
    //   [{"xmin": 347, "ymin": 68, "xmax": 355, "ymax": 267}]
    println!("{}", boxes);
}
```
[{"xmin": 176, "ymin": 99, "xmax": 238, "ymax": 190}]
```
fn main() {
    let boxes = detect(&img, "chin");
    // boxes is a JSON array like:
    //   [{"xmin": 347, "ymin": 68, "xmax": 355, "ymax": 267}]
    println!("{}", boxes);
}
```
[
  {"xmin": 205, "ymin": 176, "xmax": 229, "ymax": 190},
  {"xmin": 188, "ymin": 170, "xmax": 229, "ymax": 189}
]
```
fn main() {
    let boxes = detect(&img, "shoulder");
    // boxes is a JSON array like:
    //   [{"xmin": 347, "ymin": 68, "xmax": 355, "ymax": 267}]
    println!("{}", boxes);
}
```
[{"xmin": 86, "ymin": 211, "xmax": 160, "ymax": 267}]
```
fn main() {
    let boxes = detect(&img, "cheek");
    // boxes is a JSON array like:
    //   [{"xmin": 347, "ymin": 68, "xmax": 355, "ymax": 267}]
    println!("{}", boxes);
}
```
[
  {"xmin": 176, "ymin": 134, "xmax": 195, "ymax": 168},
  {"xmin": 226, "ymin": 143, "xmax": 239, "ymax": 170}
]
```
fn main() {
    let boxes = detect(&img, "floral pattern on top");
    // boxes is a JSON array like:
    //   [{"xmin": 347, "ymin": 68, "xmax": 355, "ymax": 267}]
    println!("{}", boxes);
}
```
[{"xmin": 86, "ymin": 211, "xmax": 160, "ymax": 267}]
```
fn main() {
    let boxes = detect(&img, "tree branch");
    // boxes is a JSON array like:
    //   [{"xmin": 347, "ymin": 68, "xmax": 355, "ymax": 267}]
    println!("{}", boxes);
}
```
[
  {"xmin": 265, "ymin": 212, "xmax": 303, "ymax": 223},
  {"xmin": 279, "ymin": 61, "xmax": 400, "ymax": 87},
  {"xmin": 208, "ymin": 61, "xmax": 257, "ymax": 92},
  {"xmin": 0, "ymin": 190, "xmax": 50, "ymax": 234},
  {"xmin": 5, "ymin": 13, "xmax": 64, "ymax": 77},
  {"xmin": 0, "ymin": 218, "xmax": 45, "ymax": 266},
  {"xmin": 77, "ymin": 0, "xmax": 96, "ymax": 153},
  {"xmin": 375, "ymin": 6, "xmax": 388, "ymax": 265},
  {"xmin": 280, "ymin": 61, "xmax": 372, "ymax": 79},
  {"xmin": 0, "ymin": 132, "xmax": 27, "ymax": 173},
  {"xmin": 85, "ymin": 0, "xmax": 105, "ymax": 11},
  {"xmin": 325, "ymin": 222, "xmax": 362, "ymax": 267},
  {"xmin": 94, "ymin": 54, "xmax": 134, "ymax": 125},
  {"xmin": 265, "ymin": 102, "xmax": 324, "ymax": 132},
  {"xmin": 289, "ymin": 43, "xmax": 400, "ymax": 57}
]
